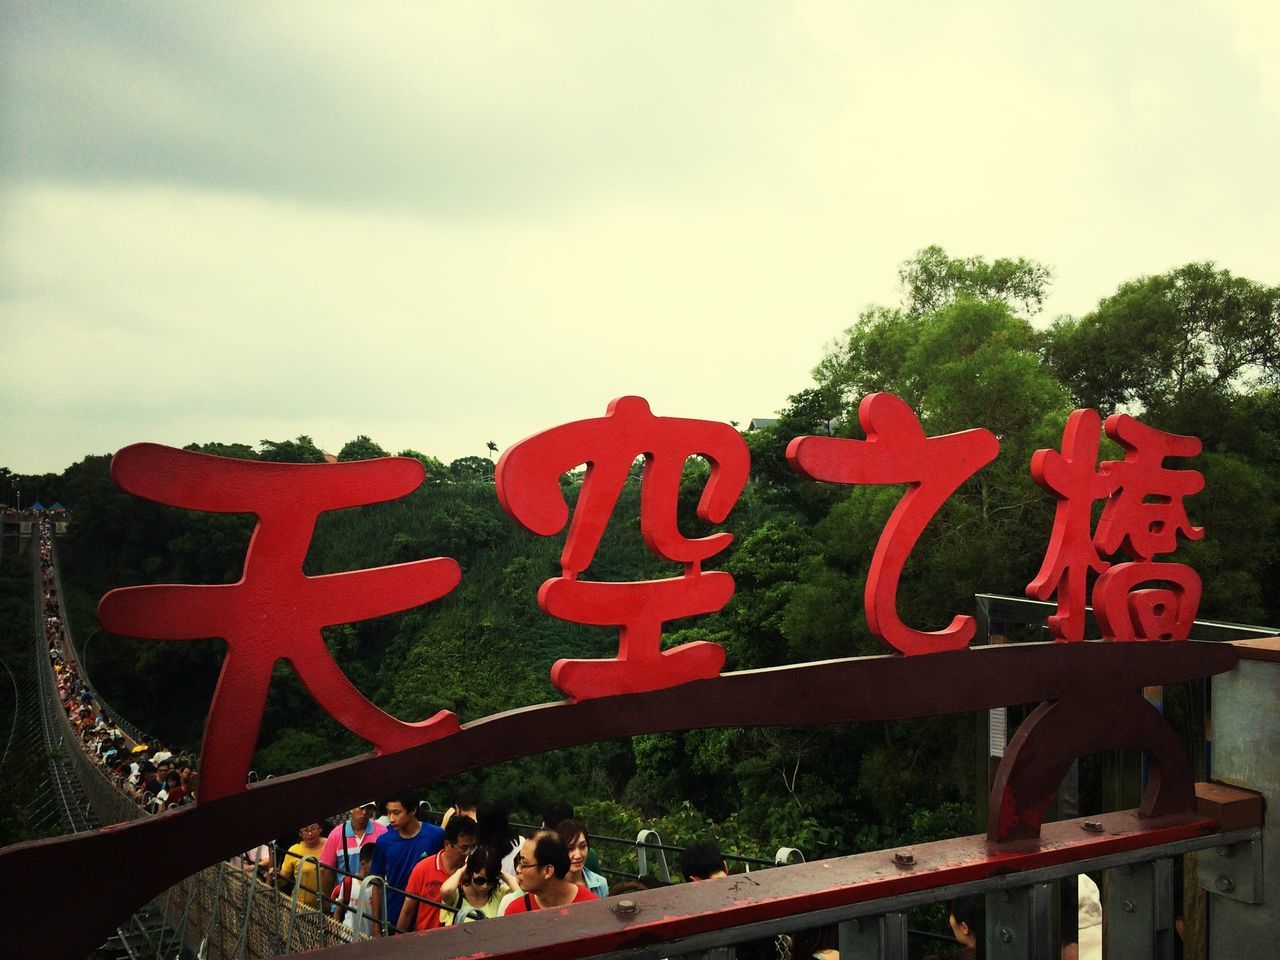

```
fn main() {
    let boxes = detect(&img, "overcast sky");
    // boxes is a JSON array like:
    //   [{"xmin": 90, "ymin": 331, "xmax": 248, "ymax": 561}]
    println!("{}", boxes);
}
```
[{"xmin": 3, "ymin": 1, "xmax": 1277, "ymax": 475}]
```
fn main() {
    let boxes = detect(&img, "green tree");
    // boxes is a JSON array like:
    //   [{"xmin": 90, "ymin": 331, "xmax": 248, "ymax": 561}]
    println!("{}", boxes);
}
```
[
  {"xmin": 182, "ymin": 442, "xmax": 259, "ymax": 460},
  {"xmin": 337, "ymin": 434, "xmax": 390, "ymax": 461},
  {"xmin": 1044, "ymin": 262, "xmax": 1280, "ymax": 415},
  {"xmin": 398, "ymin": 449, "xmax": 450, "ymax": 484},
  {"xmin": 258, "ymin": 435, "xmax": 328, "ymax": 463},
  {"xmin": 449, "ymin": 455, "xmax": 494, "ymax": 482},
  {"xmin": 814, "ymin": 247, "xmax": 1054, "ymax": 418},
  {"xmin": 898, "ymin": 244, "xmax": 1053, "ymax": 320}
]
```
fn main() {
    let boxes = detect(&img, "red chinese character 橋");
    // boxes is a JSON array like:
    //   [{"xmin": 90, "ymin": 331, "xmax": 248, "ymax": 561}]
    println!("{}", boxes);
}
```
[
  {"xmin": 1027, "ymin": 411, "xmax": 1204, "ymax": 642},
  {"xmin": 495, "ymin": 396, "xmax": 750, "ymax": 700},
  {"xmin": 97, "ymin": 444, "xmax": 462, "ymax": 801},
  {"xmin": 786, "ymin": 393, "xmax": 1000, "ymax": 655}
]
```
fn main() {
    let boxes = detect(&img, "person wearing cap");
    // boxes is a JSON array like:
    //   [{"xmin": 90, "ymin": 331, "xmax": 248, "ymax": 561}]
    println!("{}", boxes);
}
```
[{"xmin": 320, "ymin": 802, "xmax": 387, "ymax": 917}]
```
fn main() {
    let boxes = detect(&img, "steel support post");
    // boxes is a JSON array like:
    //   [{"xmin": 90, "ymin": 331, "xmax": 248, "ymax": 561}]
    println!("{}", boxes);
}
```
[
  {"xmin": 637, "ymin": 829, "xmax": 672, "ymax": 882},
  {"xmin": 1104, "ymin": 858, "xmax": 1175, "ymax": 960},
  {"xmin": 1209, "ymin": 643, "xmax": 1280, "ymax": 958},
  {"xmin": 985, "ymin": 882, "xmax": 1053, "ymax": 960},
  {"xmin": 838, "ymin": 911, "xmax": 907, "ymax": 960},
  {"xmin": 235, "ymin": 878, "xmax": 258, "ymax": 959}
]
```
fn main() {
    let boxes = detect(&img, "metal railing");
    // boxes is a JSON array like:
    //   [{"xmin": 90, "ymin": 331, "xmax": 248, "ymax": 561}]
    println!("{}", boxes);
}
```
[{"xmin": 287, "ymin": 806, "xmax": 1259, "ymax": 960}]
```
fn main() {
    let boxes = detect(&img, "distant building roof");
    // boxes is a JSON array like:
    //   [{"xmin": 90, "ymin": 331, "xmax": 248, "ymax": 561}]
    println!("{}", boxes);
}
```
[{"xmin": 748, "ymin": 418, "xmax": 778, "ymax": 431}]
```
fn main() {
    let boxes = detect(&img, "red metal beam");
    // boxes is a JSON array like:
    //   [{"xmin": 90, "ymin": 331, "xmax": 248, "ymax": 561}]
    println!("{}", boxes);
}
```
[
  {"xmin": 303, "ymin": 810, "xmax": 1226, "ymax": 960},
  {"xmin": 3, "ymin": 640, "xmax": 1235, "ymax": 958}
]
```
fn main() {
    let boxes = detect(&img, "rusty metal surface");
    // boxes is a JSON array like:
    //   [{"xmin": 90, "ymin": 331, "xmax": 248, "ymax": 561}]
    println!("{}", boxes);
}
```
[
  {"xmin": 1194, "ymin": 782, "xmax": 1264, "ymax": 832},
  {"xmin": 2, "ymin": 639, "xmax": 1235, "ymax": 958},
  {"xmin": 988, "ymin": 691, "xmax": 1193, "ymax": 842},
  {"xmin": 301, "ymin": 810, "xmax": 1227, "ymax": 960}
]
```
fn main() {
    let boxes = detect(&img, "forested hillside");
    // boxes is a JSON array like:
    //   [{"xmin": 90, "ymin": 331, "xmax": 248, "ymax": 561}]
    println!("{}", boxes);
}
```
[{"xmin": 5, "ymin": 248, "xmax": 1277, "ymax": 861}]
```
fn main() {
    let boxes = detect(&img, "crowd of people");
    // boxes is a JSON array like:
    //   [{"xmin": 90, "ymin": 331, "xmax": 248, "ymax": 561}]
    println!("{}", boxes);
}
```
[
  {"xmin": 2, "ymin": 506, "xmax": 65, "ymax": 521},
  {"xmin": 239, "ymin": 789, "xmax": 675, "ymax": 939},
  {"xmin": 40, "ymin": 519, "xmax": 199, "ymax": 813}
]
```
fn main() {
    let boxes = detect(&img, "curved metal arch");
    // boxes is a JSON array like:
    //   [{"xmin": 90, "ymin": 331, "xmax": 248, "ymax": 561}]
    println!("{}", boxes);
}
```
[{"xmin": 987, "ymin": 691, "xmax": 1193, "ymax": 843}]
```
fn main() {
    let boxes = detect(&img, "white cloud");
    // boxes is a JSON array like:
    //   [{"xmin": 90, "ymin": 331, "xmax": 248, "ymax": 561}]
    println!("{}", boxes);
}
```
[{"xmin": 2, "ymin": 1, "xmax": 1277, "ymax": 473}]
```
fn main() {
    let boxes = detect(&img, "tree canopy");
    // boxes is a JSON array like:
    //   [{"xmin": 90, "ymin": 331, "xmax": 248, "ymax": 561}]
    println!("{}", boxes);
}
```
[{"xmin": 13, "ymin": 246, "xmax": 1277, "ymax": 867}]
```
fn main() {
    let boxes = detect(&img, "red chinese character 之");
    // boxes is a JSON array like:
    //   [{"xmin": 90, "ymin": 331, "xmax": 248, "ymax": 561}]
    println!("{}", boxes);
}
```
[
  {"xmin": 1027, "ymin": 412, "xmax": 1204, "ymax": 642},
  {"xmin": 786, "ymin": 393, "xmax": 1000, "ymax": 655},
  {"xmin": 496, "ymin": 396, "xmax": 750, "ymax": 700},
  {"xmin": 97, "ymin": 444, "xmax": 462, "ymax": 802}
]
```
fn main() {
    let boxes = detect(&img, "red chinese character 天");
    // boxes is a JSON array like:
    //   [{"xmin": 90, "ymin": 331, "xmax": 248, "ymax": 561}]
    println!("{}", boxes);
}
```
[
  {"xmin": 495, "ymin": 396, "xmax": 750, "ymax": 700},
  {"xmin": 786, "ymin": 393, "xmax": 1000, "ymax": 655},
  {"xmin": 1027, "ymin": 412, "xmax": 1204, "ymax": 642},
  {"xmin": 97, "ymin": 444, "xmax": 462, "ymax": 801}
]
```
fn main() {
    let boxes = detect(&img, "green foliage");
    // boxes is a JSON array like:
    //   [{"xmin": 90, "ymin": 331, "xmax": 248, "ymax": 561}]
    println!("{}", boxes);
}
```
[
  {"xmin": 899, "ymin": 244, "xmax": 1053, "ymax": 320},
  {"xmin": 449, "ymin": 455, "xmax": 494, "ymax": 482},
  {"xmin": 255, "ymin": 728, "xmax": 336, "ymax": 776},
  {"xmin": 258, "ymin": 435, "xmax": 328, "ymax": 463},
  {"xmin": 183, "ymin": 441, "xmax": 258, "ymax": 460},
  {"xmin": 22, "ymin": 247, "xmax": 1280, "ymax": 871},
  {"xmin": 398, "ymin": 450, "xmax": 449, "ymax": 484},
  {"xmin": 337, "ymin": 434, "xmax": 390, "ymax": 461},
  {"xmin": 1044, "ymin": 262, "xmax": 1280, "ymax": 415}
]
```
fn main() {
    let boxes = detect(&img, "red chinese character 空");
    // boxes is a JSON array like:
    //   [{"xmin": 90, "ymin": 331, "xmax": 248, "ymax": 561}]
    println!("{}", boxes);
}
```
[
  {"xmin": 786, "ymin": 392, "xmax": 1000, "ymax": 655},
  {"xmin": 496, "ymin": 396, "xmax": 749, "ymax": 699},
  {"xmin": 1027, "ymin": 412, "xmax": 1203, "ymax": 642},
  {"xmin": 97, "ymin": 444, "xmax": 462, "ymax": 801}
]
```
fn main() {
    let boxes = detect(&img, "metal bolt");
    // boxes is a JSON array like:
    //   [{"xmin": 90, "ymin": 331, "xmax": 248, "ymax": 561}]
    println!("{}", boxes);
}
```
[
  {"xmin": 1082, "ymin": 820, "xmax": 1105, "ymax": 833},
  {"xmin": 999, "ymin": 928, "xmax": 1013, "ymax": 943},
  {"xmin": 613, "ymin": 899, "xmax": 638, "ymax": 916},
  {"xmin": 893, "ymin": 853, "xmax": 915, "ymax": 867},
  {"xmin": 1216, "ymin": 876, "xmax": 1236, "ymax": 893},
  {"xmin": 1123, "ymin": 900, "xmax": 1135, "ymax": 913},
  {"xmin": 1216, "ymin": 845, "xmax": 1233, "ymax": 858}
]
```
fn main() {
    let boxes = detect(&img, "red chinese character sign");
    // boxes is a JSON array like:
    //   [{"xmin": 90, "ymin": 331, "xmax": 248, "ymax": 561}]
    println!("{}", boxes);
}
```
[
  {"xmin": 3, "ymin": 398, "xmax": 1244, "ymax": 960},
  {"xmin": 496, "ymin": 396, "xmax": 749, "ymax": 699},
  {"xmin": 786, "ymin": 392, "xmax": 1000, "ymax": 655},
  {"xmin": 96, "ymin": 444, "xmax": 462, "ymax": 801},
  {"xmin": 1027, "ymin": 411, "xmax": 1203, "ymax": 642}
]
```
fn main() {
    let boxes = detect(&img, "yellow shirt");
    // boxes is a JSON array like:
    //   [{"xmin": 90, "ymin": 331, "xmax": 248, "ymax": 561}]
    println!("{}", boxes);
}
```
[{"xmin": 280, "ymin": 842, "xmax": 326, "ymax": 911}]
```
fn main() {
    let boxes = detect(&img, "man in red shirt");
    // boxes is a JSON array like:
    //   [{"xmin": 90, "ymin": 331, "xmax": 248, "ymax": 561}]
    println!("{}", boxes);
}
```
[
  {"xmin": 504, "ymin": 831, "xmax": 598, "ymax": 914},
  {"xmin": 400, "ymin": 815, "xmax": 478, "ymax": 932}
]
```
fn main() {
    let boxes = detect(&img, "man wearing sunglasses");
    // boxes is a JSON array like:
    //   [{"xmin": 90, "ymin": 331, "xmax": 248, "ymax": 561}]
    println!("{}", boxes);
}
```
[
  {"xmin": 503, "ymin": 831, "xmax": 598, "ymax": 914},
  {"xmin": 400, "ymin": 815, "xmax": 479, "ymax": 932}
]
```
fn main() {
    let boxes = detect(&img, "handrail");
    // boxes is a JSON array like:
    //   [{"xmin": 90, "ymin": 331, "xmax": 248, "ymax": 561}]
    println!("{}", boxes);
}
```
[{"xmin": 298, "ymin": 810, "xmax": 1256, "ymax": 960}]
